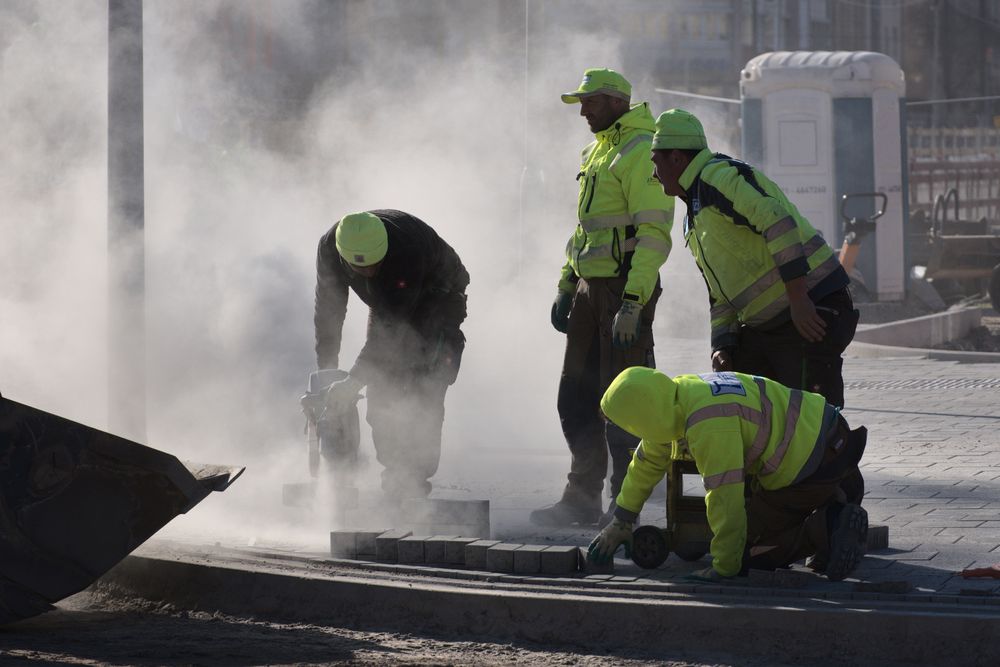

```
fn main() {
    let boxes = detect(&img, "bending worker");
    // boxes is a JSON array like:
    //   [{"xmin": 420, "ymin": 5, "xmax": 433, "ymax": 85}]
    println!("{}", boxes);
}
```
[
  {"xmin": 313, "ymin": 209, "xmax": 469, "ymax": 500},
  {"xmin": 649, "ymin": 109, "xmax": 858, "ymax": 409},
  {"xmin": 589, "ymin": 367, "xmax": 868, "ymax": 582},
  {"xmin": 531, "ymin": 68, "xmax": 674, "ymax": 528}
]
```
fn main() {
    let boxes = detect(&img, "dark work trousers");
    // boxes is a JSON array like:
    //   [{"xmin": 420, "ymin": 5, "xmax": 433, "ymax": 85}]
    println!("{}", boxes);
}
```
[
  {"xmin": 744, "ymin": 416, "xmax": 867, "ymax": 571},
  {"xmin": 557, "ymin": 276, "xmax": 661, "ymax": 503},
  {"xmin": 732, "ymin": 288, "xmax": 859, "ymax": 409}
]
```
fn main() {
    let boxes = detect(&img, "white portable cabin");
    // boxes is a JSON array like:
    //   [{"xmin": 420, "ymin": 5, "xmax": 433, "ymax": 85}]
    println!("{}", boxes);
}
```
[{"xmin": 740, "ymin": 51, "xmax": 906, "ymax": 301}]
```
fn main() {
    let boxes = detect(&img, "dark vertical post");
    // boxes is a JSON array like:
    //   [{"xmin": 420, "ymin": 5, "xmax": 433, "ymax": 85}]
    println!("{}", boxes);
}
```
[{"xmin": 108, "ymin": 0, "xmax": 146, "ymax": 442}]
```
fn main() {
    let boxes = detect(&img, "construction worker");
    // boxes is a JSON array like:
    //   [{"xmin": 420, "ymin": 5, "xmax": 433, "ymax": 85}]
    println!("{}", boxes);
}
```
[
  {"xmin": 531, "ymin": 68, "xmax": 674, "ymax": 528},
  {"xmin": 649, "ymin": 109, "xmax": 859, "ymax": 409},
  {"xmin": 313, "ymin": 209, "xmax": 469, "ymax": 500},
  {"xmin": 588, "ymin": 367, "xmax": 869, "ymax": 582}
]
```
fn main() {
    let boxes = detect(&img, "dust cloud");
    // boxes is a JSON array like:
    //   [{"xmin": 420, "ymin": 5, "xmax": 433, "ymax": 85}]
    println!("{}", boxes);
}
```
[{"xmin": 1, "ymin": 0, "xmax": 721, "ymax": 547}]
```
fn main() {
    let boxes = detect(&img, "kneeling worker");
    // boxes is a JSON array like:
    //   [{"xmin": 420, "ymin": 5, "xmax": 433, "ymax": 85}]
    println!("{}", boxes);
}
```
[
  {"xmin": 589, "ymin": 367, "xmax": 868, "ymax": 582},
  {"xmin": 313, "ymin": 209, "xmax": 469, "ymax": 500}
]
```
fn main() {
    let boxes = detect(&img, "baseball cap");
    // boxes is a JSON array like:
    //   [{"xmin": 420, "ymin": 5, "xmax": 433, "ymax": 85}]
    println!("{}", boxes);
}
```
[{"xmin": 561, "ymin": 68, "xmax": 632, "ymax": 104}]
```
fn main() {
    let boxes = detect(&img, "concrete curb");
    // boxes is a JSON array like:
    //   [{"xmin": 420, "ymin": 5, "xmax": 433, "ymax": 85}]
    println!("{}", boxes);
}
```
[
  {"xmin": 95, "ymin": 547, "xmax": 1000, "ymax": 665},
  {"xmin": 848, "ymin": 307, "xmax": 1000, "ymax": 362},
  {"xmin": 847, "ymin": 341, "xmax": 1000, "ymax": 363}
]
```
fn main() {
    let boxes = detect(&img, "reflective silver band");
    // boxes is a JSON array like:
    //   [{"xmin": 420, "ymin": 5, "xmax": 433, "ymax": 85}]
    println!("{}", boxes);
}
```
[
  {"xmin": 636, "ymin": 236, "xmax": 672, "ymax": 256},
  {"xmin": 745, "ymin": 377, "xmax": 773, "ymax": 467},
  {"xmin": 763, "ymin": 217, "xmax": 797, "ymax": 242},
  {"xmin": 760, "ymin": 389, "xmax": 803, "ymax": 476},
  {"xmin": 631, "ymin": 209, "xmax": 672, "ymax": 225},
  {"xmin": 575, "ymin": 236, "xmax": 639, "ymax": 261},
  {"xmin": 686, "ymin": 403, "xmax": 766, "ymax": 431},
  {"xmin": 580, "ymin": 214, "xmax": 632, "ymax": 232},
  {"xmin": 704, "ymin": 467, "xmax": 745, "ymax": 490},
  {"xmin": 772, "ymin": 243, "xmax": 806, "ymax": 266}
]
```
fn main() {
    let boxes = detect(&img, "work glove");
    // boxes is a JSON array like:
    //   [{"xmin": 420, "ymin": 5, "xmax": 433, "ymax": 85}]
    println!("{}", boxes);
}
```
[
  {"xmin": 684, "ymin": 566, "xmax": 732, "ymax": 583},
  {"xmin": 324, "ymin": 374, "xmax": 365, "ymax": 405},
  {"xmin": 586, "ymin": 517, "xmax": 633, "ymax": 564},
  {"xmin": 611, "ymin": 298, "xmax": 642, "ymax": 349},
  {"xmin": 550, "ymin": 290, "xmax": 573, "ymax": 334}
]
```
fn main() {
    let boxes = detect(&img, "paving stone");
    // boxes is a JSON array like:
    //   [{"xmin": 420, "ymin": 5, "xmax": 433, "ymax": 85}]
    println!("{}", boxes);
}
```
[
  {"xmin": 513, "ymin": 545, "xmax": 546, "ymax": 575},
  {"xmin": 355, "ymin": 530, "xmax": 387, "ymax": 558},
  {"xmin": 867, "ymin": 524, "xmax": 890, "ymax": 551},
  {"xmin": 444, "ymin": 537, "xmax": 479, "ymax": 565},
  {"xmin": 486, "ymin": 543, "xmax": 520, "ymax": 573},
  {"xmin": 424, "ymin": 535, "xmax": 459, "ymax": 564},
  {"xmin": 540, "ymin": 545, "xmax": 580, "ymax": 575},
  {"xmin": 464, "ymin": 540, "xmax": 500, "ymax": 570},
  {"xmin": 397, "ymin": 535, "xmax": 428, "ymax": 564},
  {"xmin": 853, "ymin": 580, "xmax": 913, "ymax": 594},
  {"xmin": 375, "ymin": 529, "xmax": 412, "ymax": 562},
  {"xmin": 579, "ymin": 547, "xmax": 614, "ymax": 574},
  {"xmin": 329, "ymin": 530, "xmax": 358, "ymax": 558}
]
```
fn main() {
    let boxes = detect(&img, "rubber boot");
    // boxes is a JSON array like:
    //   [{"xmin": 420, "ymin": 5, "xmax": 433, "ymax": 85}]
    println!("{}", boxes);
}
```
[{"xmin": 530, "ymin": 488, "xmax": 601, "ymax": 527}]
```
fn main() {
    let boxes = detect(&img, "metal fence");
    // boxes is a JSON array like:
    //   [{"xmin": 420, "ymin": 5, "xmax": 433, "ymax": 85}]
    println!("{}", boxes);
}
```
[{"xmin": 907, "ymin": 127, "xmax": 1000, "ymax": 226}]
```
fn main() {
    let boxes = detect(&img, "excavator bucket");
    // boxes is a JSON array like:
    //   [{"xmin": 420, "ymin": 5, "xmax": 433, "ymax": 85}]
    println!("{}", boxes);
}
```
[{"xmin": 0, "ymin": 394, "xmax": 244, "ymax": 625}]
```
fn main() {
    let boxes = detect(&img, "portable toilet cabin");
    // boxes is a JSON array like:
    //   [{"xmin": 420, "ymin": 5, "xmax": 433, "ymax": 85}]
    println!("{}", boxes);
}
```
[{"xmin": 740, "ymin": 51, "xmax": 906, "ymax": 301}]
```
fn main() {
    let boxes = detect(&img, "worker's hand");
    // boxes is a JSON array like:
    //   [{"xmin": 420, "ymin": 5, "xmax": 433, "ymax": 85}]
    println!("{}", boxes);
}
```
[
  {"xmin": 612, "ymin": 299, "xmax": 642, "ymax": 349},
  {"xmin": 711, "ymin": 349, "xmax": 733, "ymax": 371},
  {"xmin": 325, "ymin": 374, "xmax": 365, "ymax": 405},
  {"xmin": 684, "ymin": 566, "xmax": 732, "ymax": 583},
  {"xmin": 550, "ymin": 290, "xmax": 574, "ymax": 334},
  {"xmin": 789, "ymin": 293, "xmax": 827, "ymax": 342},
  {"xmin": 586, "ymin": 517, "xmax": 633, "ymax": 564}
]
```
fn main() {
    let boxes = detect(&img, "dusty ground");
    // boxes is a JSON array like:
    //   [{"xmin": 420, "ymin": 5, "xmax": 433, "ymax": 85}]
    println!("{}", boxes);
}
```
[
  {"xmin": 0, "ymin": 591, "xmax": 834, "ymax": 667},
  {"xmin": 935, "ymin": 313, "xmax": 1000, "ymax": 352}
]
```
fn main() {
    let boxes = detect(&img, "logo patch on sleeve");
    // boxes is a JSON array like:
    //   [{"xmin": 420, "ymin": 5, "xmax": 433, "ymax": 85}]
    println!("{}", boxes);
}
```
[{"xmin": 698, "ymin": 372, "xmax": 747, "ymax": 397}]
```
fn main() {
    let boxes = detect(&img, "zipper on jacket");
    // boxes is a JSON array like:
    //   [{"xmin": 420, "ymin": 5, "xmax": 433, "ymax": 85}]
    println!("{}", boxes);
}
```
[
  {"xmin": 693, "ymin": 228, "xmax": 736, "ymax": 309},
  {"xmin": 584, "ymin": 173, "xmax": 597, "ymax": 213}
]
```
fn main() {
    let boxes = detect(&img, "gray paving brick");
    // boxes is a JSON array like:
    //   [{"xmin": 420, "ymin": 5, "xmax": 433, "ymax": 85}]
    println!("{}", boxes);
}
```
[
  {"xmin": 464, "ymin": 540, "xmax": 500, "ymax": 570},
  {"xmin": 540, "ymin": 545, "xmax": 580, "ymax": 575},
  {"xmin": 375, "ymin": 529, "xmax": 412, "ymax": 562},
  {"xmin": 867, "ymin": 524, "xmax": 889, "ymax": 551},
  {"xmin": 513, "ymin": 545, "xmax": 546, "ymax": 575},
  {"xmin": 397, "ymin": 535, "xmax": 428, "ymax": 564},
  {"xmin": 329, "ymin": 530, "xmax": 356, "ymax": 558},
  {"xmin": 486, "ymin": 543, "xmax": 520, "ymax": 573},
  {"xmin": 424, "ymin": 535, "xmax": 458, "ymax": 564},
  {"xmin": 580, "ymin": 547, "xmax": 614, "ymax": 575},
  {"xmin": 355, "ymin": 530, "xmax": 387, "ymax": 557},
  {"xmin": 443, "ymin": 537, "xmax": 479, "ymax": 565}
]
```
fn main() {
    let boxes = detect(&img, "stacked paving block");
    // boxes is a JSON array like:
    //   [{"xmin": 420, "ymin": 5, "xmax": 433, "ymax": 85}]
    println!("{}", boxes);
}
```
[
  {"xmin": 375, "ymin": 530, "xmax": 412, "ymax": 562},
  {"xmin": 464, "ymin": 540, "xmax": 500, "ymax": 570},
  {"xmin": 867, "ymin": 524, "xmax": 889, "ymax": 551}
]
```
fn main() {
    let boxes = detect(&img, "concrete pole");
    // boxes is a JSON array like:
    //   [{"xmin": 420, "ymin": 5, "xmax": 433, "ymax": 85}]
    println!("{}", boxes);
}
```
[{"xmin": 107, "ymin": 0, "xmax": 146, "ymax": 442}]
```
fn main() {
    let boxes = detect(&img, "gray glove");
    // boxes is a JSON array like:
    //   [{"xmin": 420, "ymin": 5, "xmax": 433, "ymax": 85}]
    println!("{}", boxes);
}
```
[
  {"xmin": 612, "ymin": 299, "xmax": 642, "ymax": 349},
  {"xmin": 325, "ymin": 374, "xmax": 365, "ymax": 405},
  {"xmin": 586, "ymin": 517, "xmax": 633, "ymax": 564},
  {"xmin": 550, "ymin": 290, "xmax": 573, "ymax": 334}
]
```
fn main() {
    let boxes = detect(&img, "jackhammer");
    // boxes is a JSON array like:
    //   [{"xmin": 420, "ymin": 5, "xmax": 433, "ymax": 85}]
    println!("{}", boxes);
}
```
[{"xmin": 299, "ymin": 369, "xmax": 363, "ymax": 485}]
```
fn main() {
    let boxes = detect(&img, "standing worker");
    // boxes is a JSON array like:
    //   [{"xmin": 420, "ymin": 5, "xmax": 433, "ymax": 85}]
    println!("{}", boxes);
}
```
[
  {"xmin": 589, "ymin": 367, "xmax": 869, "ymax": 582},
  {"xmin": 531, "ymin": 69, "xmax": 674, "ymax": 528},
  {"xmin": 313, "ymin": 209, "xmax": 469, "ymax": 500},
  {"xmin": 649, "ymin": 109, "xmax": 859, "ymax": 409}
]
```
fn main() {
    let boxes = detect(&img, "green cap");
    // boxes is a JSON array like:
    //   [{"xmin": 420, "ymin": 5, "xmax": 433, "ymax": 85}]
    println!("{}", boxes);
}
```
[
  {"xmin": 335, "ymin": 212, "xmax": 387, "ymax": 266},
  {"xmin": 652, "ymin": 108, "xmax": 708, "ymax": 150},
  {"xmin": 561, "ymin": 68, "xmax": 631, "ymax": 104}
]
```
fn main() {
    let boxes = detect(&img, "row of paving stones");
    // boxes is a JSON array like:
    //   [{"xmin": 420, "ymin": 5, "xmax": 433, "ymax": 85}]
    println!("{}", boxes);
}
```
[{"xmin": 330, "ymin": 529, "xmax": 609, "ymax": 575}]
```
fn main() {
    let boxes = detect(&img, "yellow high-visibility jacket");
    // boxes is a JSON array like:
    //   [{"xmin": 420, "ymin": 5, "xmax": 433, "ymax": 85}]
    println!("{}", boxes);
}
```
[
  {"xmin": 558, "ymin": 103, "xmax": 674, "ymax": 305},
  {"xmin": 678, "ymin": 149, "xmax": 848, "ymax": 350},
  {"xmin": 601, "ymin": 368, "xmax": 833, "ymax": 577}
]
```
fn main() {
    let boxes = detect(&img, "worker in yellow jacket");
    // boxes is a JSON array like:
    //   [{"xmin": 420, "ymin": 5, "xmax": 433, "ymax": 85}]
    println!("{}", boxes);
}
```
[
  {"xmin": 588, "ymin": 367, "xmax": 868, "ymax": 582},
  {"xmin": 649, "ymin": 109, "xmax": 858, "ymax": 410},
  {"xmin": 531, "ymin": 69, "xmax": 674, "ymax": 528}
]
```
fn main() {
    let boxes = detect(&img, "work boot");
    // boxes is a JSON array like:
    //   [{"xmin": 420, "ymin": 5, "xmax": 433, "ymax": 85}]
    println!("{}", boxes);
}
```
[
  {"xmin": 825, "ymin": 503, "xmax": 868, "ymax": 582},
  {"xmin": 529, "ymin": 492, "xmax": 601, "ymax": 527}
]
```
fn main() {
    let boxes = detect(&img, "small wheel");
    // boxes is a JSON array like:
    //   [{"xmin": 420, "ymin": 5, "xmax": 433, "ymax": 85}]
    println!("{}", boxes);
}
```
[
  {"xmin": 631, "ymin": 525, "xmax": 669, "ymax": 569},
  {"xmin": 672, "ymin": 543, "xmax": 708, "ymax": 562},
  {"xmin": 989, "ymin": 263, "xmax": 1000, "ymax": 313}
]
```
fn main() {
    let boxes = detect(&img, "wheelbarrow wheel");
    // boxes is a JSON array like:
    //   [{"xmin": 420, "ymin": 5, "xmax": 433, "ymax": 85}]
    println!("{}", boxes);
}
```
[
  {"xmin": 672, "ymin": 543, "xmax": 708, "ymax": 562},
  {"xmin": 630, "ymin": 525, "xmax": 669, "ymax": 569},
  {"xmin": 990, "ymin": 263, "xmax": 1000, "ymax": 313}
]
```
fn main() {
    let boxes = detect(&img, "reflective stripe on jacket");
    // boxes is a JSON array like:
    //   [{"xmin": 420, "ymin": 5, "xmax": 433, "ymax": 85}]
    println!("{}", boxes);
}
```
[
  {"xmin": 612, "ymin": 371, "xmax": 829, "ymax": 577},
  {"xmin": 558, "ymin": 103, "xmax": 674, "ymax": 305},
  {"xmin": 678, "ymin": 149, "xmax": 848, "ymax": 349}
]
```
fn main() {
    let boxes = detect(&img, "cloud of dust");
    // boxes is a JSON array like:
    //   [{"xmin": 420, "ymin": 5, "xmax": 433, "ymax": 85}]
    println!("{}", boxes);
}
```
[{"xmin": 1, "ymin": 0, "xmax": 732, "ymax": 548}]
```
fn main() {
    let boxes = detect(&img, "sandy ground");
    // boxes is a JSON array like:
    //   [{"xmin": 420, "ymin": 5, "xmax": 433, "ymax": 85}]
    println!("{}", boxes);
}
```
[{"xmin": 0, "ymin": 591, "xmax": 823, "ymax": 667}]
